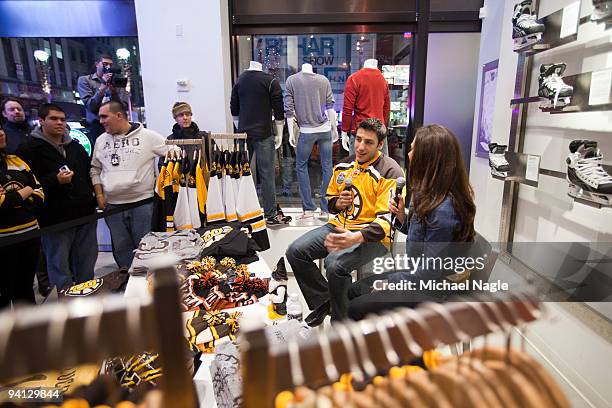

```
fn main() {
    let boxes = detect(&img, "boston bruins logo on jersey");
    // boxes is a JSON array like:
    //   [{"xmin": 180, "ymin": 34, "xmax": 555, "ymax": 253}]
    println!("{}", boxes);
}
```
[
  {"xmin": 346, "ymin": 186, "xmax": 363, "ymax": 220},
  {"xmin": 64, "ymin": 279, "xmax": 104, "ymax": 297},
  {"xmin": 2, "ymin": 180, "xmax": 24, "ymax": 192},
  {"xmin": 201, "ymin": 226, "xmax": 233, "ymax": 249}
]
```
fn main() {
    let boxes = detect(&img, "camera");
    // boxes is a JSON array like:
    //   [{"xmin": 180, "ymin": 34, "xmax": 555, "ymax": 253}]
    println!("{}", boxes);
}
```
[{"xmin": 102, "ymin": 66, "xmax": 128, "ymax": 88}]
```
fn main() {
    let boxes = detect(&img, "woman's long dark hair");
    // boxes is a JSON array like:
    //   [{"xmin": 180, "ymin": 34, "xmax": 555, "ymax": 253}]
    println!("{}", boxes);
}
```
[{"xmin": 408, "ymin": 124, "xmax": 476, "ymax": 242}]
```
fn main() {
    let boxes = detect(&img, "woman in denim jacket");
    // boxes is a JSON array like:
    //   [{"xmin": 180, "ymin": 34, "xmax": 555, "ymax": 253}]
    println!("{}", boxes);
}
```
[{"xmin": 347, "ymin": 124, "xmax": 476, "ymax": 319}]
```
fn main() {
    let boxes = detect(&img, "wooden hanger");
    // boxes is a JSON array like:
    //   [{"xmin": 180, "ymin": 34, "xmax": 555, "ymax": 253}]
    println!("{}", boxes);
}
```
[
  {"xmin": 424, "ymin": 302, "xmax": 506, "ymax": 408},
  {"xmin": 367, "ymin": 377, "xmax": 405, "ymax": 408},
  {"xmin": 504, "ymin": 296, "xmax": 570, "ymax": 408},
  {"xmin": 401, "ymin": 309, "xmax": 461, "ymax": 407},
  {"xmin": 364, "ymin": 317, "xmax": 425, "ymax": 408},
  {"xmin": 447, "ymin": 358, "xmax": 505, "ymax": 408},
  {"xmin": 471, "ymin": 301, "xmax": 549, "ymax": 408},
  {"xmin": 388, "ymin": 375, "xmax": 429, "ymax": 408},
  {"xmin": 456, "ymin": 300, "xmax": 521, "ymax": 408}
]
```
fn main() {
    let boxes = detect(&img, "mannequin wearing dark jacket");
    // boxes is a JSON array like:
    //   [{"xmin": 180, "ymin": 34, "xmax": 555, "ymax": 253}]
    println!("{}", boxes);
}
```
[{"xmin": 17, "ymin": 124, "xmax": 98, "ymax": 290}]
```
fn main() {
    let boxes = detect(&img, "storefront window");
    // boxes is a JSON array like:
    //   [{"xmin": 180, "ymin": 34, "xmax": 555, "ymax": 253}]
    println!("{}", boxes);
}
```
[
  {"xmin": 0, "ymin": 36, "xmax": 146, "ymax": 124},
  {"xmin": 235, "ymin": 33, "xmax": 412, "ymax": 208}
]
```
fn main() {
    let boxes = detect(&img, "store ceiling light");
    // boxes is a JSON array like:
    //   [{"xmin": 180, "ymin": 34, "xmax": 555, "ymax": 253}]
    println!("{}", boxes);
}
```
[
  {"xmin": 33, "ymin": 50, "xmax": 49, "ymax": 63},
  {"xmin": 116, "ymin": 48, "xmax": 130, "ymax": 60}
]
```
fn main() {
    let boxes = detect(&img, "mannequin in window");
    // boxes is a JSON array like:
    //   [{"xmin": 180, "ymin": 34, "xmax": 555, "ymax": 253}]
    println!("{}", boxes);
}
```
[
  {"xmin": 230, "ymin": 61, "xmax": 290, "ymax": 225},
  {"xmin": 341, "ymin": 58, "xmax": 390, "ymax": 155},
  {"xmin": 285, "ymin": 63, "xmax": 338, "ymax": 220}
]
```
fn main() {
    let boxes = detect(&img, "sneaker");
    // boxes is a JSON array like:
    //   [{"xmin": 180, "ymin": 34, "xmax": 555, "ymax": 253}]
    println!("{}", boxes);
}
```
[
  {"xmin": 298, "ymin": 210, "xmax": 315, "ymax": 220},
  {"xmin": 266, "ymin": 215, "xmax": 284, "ymax": 226},
  {"xmin": 276, "ymin": 204, "xmax": 293, "ymax": 223},
  {"xmin": 317, "ymin": 211, "xmax": 329, "ymax": 220}
]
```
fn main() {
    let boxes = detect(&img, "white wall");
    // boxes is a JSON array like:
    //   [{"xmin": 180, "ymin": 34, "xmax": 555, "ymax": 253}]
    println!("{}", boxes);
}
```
[
  {"xmin": 424, "ymin": 33, "xmax": 481, "ymax": 173},
  {"xmin": 133, "ymin": 0, "xmax": 232, "ymax": 136},
  {"xmin": 469, "ymin": 0, "xmax": 520, "ymax": 242}
]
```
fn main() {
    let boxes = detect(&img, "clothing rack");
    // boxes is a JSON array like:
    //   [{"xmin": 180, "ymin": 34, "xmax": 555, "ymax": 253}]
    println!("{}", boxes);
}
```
[
  {"xmin": 0, "ymin": 261, "xmax": 196, "ymax": 408},
  {"xmin": 240, "ymin": 298, "xmax": 541, "ymax": 408},
  {"xmin": 164, "ymin": 132, "xmax": 255, "ymax": 176}
]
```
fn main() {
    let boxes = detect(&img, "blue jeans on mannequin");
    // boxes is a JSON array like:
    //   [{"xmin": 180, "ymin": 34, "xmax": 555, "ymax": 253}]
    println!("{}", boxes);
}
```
[
  {"xmin": 247, "ymin": 136, "xmax": 277, "ymax": 218},
  {"xmin": 296, "ymin": 131, "xmax": 333, "ymax": 212},
  {"xmin": 286, "ymin": 223, "xmax": 387, "ymax": 321},
  {"xmin": 41, "ymin": 221, "xmax": 98, "ymax": 290},
  {"xmin": 104, "ymin": 201, "xmax": 153, "ymax": 269}
]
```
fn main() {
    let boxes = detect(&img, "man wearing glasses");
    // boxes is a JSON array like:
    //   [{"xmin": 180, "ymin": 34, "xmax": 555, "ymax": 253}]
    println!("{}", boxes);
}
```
[{"xmin": 77, "ymin": 53, "xmax": 127, "ymax": 143}]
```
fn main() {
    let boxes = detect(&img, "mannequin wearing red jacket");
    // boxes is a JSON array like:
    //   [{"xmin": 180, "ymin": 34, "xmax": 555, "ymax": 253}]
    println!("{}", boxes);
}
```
[{"xmin": 341, "ymin": 59, "xmax": 390, "ymax": 154}]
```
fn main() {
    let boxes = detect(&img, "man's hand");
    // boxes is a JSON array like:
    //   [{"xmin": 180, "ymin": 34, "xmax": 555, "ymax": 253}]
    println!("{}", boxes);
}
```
[
  {"xmin": 0, "ymin": 185, "xmax": 6, "ymax": 195},
  {"xmin": 389, "ymin": 195, "xmax": 406, "ymax": 225},
  {"xmin": 325, "ymin": 227, "xmax": 364, "ymax": 252},
  {"xmin": 96, "ymin": 193, "xmax": 107, "ymax": 210},
  {"xmin": 335, "ymin": 190, "xmax": 353, "ymax": 211},
  {"xmin": 57, "ymin": 170, "xmax": 74, "ymax": 184},
  {"xmin": 102, "ymin": 72, "xmax": 113, "ymax": 83}
]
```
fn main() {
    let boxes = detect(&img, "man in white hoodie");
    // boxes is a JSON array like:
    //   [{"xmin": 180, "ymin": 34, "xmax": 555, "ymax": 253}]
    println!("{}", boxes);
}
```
[{"xmin": 91, "ymin": 101, "xmax": 174, "ymax": 268}]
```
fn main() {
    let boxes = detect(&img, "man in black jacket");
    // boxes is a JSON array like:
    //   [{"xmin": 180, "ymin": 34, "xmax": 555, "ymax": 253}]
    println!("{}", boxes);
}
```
[
  {"xmin": 17, "ymin": 104, "xmax": 98, "ymax": 290},
  {"xmin": 1, "ymin": 97, "xmax": 32, "ymax": 154},
  {"xmin": 161, "ymin": 102, "xmax": 208, "ymax": 169}
]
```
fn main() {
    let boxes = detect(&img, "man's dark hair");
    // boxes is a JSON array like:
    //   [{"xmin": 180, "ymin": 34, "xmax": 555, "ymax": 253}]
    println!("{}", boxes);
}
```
[
  {"xmin": 101, "ymin": 100, "xmax": 128, "ymax": 119},
  {"xmin": 96, "ymin": 53, "xmax": 113, "ymax": 63},
  {"xmin": 38, "ymin": 103, "xmax": 65, "ymax": 120},
  {"xmin": 357, "ymin": 118, "xmax": 387, "ymax": 143},
  {"xmin": 1, "ymin": 97, "xmax": 23, "ymax": 113}
]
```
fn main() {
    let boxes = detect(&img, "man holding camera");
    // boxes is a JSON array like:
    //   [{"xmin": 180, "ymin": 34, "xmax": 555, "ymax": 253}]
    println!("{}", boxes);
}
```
[
  {"xmin": 77, "ymin": 54, "xmax": 127, "ymax": 143},
  {"xmin": 17, "ymin": 104, "xmax": 98, "ymax": 290}
]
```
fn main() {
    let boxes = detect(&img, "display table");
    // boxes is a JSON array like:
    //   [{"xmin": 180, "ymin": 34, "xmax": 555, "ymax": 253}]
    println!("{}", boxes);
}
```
[{"xmin": 123, "ymin": 257, "xmax": 273, "ymax": 408}]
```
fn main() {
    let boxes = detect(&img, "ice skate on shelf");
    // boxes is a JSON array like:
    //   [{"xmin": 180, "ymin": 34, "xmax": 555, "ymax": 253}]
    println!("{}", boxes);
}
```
[
  {"xmin": 538, "ymin": 63, "xmax": 573, "ymax": 110},
  {"xmin": 512, "ymin": 0, "xmax": 545, "ymax": 51},
  {"xmin": 566, "ymin": 140, "xmax": 612, "ymax": 207},
  {"xmin": 591, "ymin": 0, "xmax": 612, "ymax": 22},
  {"xmin": 489, "ymin": 143, "xmax": 511, "ymax": 178}
]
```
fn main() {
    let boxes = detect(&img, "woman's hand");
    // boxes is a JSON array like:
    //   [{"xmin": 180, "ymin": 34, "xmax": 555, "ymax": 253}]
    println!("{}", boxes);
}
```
[{"xmin": 388, "ymin": 195, "xmax": 406, "ymax": 225}]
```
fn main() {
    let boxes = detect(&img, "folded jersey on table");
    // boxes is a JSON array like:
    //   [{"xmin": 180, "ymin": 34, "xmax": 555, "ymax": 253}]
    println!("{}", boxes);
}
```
[{"xmin": 130, "ymin": 230, "xmax": 203, "ymax": 276}]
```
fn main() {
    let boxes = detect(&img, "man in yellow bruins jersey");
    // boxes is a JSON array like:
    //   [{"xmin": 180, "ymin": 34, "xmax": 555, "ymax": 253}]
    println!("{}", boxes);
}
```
[{"xmin": 286, "ymin": 118, "xmax": 403, "ymax": 325}]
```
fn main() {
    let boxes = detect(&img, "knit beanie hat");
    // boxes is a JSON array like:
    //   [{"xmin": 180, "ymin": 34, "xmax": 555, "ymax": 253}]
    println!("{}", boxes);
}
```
[{"xmin": 172, "ymin": 102, "xmax": 192, "ymax": 118}]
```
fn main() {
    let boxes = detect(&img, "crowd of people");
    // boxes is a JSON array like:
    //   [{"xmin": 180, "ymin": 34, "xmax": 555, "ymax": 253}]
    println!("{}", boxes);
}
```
[{"xmin": 1, "ymin": 53, "xmax": 477, "ymax": 322}]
